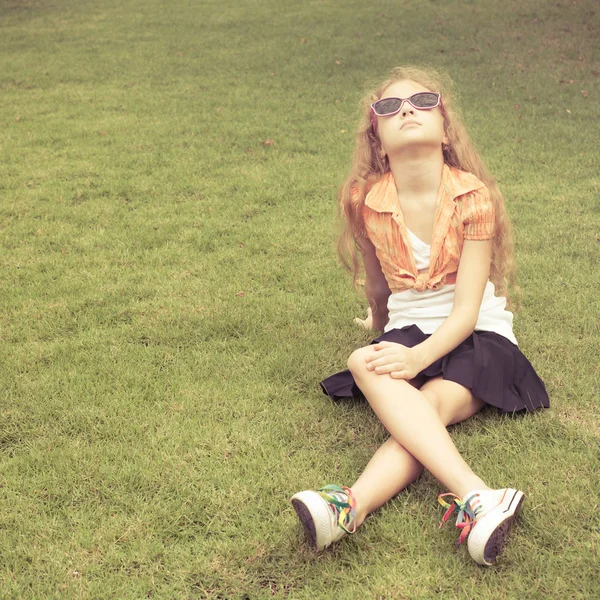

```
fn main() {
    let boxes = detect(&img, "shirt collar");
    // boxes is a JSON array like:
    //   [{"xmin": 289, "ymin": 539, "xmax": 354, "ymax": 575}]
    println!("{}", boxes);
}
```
[{"xmin": 364, "ymin": 164, "xmax": 485, "ymax": 213}]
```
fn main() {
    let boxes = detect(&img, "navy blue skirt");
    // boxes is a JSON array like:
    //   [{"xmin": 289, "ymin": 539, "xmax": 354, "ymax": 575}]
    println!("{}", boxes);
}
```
[{"xmin": 320, "ymin": 325, "xmax": 549, "ymax": 413}]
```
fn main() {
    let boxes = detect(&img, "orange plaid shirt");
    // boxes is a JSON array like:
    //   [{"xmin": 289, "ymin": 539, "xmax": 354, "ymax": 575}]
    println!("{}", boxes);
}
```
[{"xmin": 362, "ymin": 164, "xmax": 495, "ymax": 293}]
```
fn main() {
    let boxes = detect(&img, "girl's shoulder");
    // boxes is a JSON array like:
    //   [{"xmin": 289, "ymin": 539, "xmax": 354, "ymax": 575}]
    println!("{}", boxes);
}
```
[
  {"xmin": 350, "ymin": 177, "xmax": 382, "ymax": 206},
  {"xmin": 351, "ymin": 175, "xmax": 383, "ymax": 202},
  {"xmin": 445, "ymin": 165, "xmax": 487, "ymax": 199}
]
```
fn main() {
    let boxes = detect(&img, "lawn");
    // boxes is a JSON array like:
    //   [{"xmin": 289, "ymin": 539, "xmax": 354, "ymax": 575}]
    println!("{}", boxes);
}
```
[{"xmin": 0, "ymin": 0, "xmax": 599, "ymax": 598}]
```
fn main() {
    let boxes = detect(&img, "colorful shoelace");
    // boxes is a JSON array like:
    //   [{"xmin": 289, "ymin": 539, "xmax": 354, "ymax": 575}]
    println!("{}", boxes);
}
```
[
  {"xmin": 317, "ymin": 484, "xmax": 357, "ymax": 534},
  {"xmin": 438, "ymin": 492, "xmax": 483, "ymax": 545}
]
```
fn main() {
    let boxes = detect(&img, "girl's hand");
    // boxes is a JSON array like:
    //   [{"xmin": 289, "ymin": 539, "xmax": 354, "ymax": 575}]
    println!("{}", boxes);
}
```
[
  {"xmin": 354, "ymin": 307, "xmax": 374, "ymax": 330},
  {"xmin": 365, "ymin": 341, "xmax": 424, "ymax": 380}
]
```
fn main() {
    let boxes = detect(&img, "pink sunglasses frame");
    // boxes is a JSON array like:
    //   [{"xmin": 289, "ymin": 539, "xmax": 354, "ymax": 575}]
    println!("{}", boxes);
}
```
[{"xmin": 370, "ymin": 93, "xmax": 442, "ymax": 134}]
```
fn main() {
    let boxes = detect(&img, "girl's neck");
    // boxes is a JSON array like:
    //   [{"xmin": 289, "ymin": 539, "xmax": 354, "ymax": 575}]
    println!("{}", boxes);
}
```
[{"xmin": 388, "ymin": 152, "xmax": 445, "ymax": 197}]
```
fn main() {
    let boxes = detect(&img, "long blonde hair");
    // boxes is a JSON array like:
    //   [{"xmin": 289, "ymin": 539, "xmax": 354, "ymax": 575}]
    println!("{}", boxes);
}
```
[{"xmin": 338, "ymin": 65, "xmax": 516, "ymax": 302}]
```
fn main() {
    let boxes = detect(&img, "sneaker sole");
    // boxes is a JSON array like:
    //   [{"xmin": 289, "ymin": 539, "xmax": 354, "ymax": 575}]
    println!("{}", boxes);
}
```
[
  {"xmin": 468, "ymin": 489, "xmax": 525, "ymax": 566},
  {"xmin": 291, "ymin": 497, "xmax": 319, "ymax": 551},
  {"xmin": 291, "ymin": 491, "xmax": 335, "ymax": 552}
]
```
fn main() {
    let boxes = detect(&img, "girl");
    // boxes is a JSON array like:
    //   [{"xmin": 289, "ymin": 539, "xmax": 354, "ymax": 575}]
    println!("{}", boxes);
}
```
[{"xmin": 291, "ymin": 66, "xmax": 549, "ymax": 566}]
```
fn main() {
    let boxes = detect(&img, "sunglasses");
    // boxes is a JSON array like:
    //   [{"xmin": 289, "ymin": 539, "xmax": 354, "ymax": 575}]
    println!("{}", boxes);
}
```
[{"xmin": 370, "ymin": 92, "xmax": 441, "ymax": 132}]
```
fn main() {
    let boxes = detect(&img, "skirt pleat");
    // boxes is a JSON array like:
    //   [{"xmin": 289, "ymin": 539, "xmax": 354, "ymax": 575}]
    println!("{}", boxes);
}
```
[{"xmin": 320, "ymin": 325, "xmax": 549, "ymax": 413}]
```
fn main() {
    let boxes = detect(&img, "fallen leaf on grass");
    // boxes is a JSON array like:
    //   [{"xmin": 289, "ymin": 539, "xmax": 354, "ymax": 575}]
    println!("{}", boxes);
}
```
[
  {"xmin": 581, "ymin": 90, "xmax": 589, "ymax": 97},
  {"xmin": 262, "ymin": 139, "xmax": 275, "ymax": 146},
  {"xmin": 98, "ymin": 131, "xmax": 107, "ymax": 136},
  {"xmin": 565, "ymin": 109, "xmax": 571, "ymax": 114},
  {"xmin": 559, "ymin": 79, "xmax": 575, "ymax": 84},
  {"xmin": 335, "ymin": 60, "xmax": 341, "ymax": 65},
  {"xmin": 15, "ymin": 117, "xmax": 21, "ymax": 122},
  {"xmin": 177, "ymin": 52, "xmax": 183, "ymax": 57},
  {"xmin": 216, "ymin": 107, "xmax": 222, "ymax": 113},
  {"xmin": 236, "ymin": 291, "xmax": 245, "ymax": 297},
  {"xmin": 300, "ymin": 37, "xmax": 307, "ymax": 44}
]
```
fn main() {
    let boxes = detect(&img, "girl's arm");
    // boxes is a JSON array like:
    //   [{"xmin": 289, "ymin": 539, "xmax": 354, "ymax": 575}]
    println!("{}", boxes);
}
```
[
  {"xmin": 358, "ymin": 237, "xmax": 391, "ymax": 331},
  {"xmin": 411, "ymin": 238, "xmax": 492, "ymax": 370},
  {"xmin": 366, "ymin": 239, "xmax": 492, "ymax": 378}
]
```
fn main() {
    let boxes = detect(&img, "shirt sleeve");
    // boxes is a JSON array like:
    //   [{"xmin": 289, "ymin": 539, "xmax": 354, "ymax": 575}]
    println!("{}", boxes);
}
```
[{"xmin": 462, "ymin": 186, "xmax": 496, "ymax": 240}]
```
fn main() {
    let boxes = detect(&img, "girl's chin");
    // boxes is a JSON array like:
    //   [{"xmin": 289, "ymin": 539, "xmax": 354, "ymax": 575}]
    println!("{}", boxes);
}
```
[{"xmin": 384, "ymin": 140, "xmax": 444, "ymax": 155}]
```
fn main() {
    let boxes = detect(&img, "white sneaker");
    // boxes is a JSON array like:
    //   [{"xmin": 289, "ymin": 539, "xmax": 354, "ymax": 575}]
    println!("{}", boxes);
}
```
[
  {"xmin": 439, "ymin": 488, "xmax": 525, "ymax": 566},
  {"xmin": 291, "ymin": 484, "xmax": 357, "ymax": 551}
]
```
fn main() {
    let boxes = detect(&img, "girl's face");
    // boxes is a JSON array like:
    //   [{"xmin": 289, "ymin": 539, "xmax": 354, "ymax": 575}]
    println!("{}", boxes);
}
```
[{"xmin": 375, "ymin": 79, "xmax": 447, "ymax": 157}]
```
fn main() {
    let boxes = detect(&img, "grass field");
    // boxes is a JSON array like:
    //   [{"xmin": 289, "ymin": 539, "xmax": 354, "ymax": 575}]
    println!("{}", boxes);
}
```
[{"xmin": 1, "ymin": 0, "xmax": 599, "ymax": 597}]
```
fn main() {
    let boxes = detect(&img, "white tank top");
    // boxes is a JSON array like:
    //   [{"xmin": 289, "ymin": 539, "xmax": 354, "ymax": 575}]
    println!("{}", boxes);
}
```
[{"xmin": 384, "ymin": 228, "xmax": 518, "ymax": 345}]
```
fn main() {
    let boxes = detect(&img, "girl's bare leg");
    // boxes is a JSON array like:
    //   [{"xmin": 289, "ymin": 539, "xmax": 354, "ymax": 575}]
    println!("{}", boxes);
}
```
[
  {"xmin": 350, "ymin": 378, "xmax": 487, "ymax": 525},
  {"xmin": 351, "ymin": 436, "xmax": 424, "ymax": 526},
  {"xmin": 347, "ymin": 347, "xmax": 490, "ymax": 524}
]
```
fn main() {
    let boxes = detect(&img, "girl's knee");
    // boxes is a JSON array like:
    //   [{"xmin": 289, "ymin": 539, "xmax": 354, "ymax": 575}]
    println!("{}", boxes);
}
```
[{"xmin": 347, "ymin": 346, "xmax": 373, "ymax": 377}]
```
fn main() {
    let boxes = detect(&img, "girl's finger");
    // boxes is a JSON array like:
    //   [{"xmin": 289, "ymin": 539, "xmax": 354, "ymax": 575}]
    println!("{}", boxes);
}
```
[
  {"xmin": 375, "ymin": 362, "xmax": 402, "ymax": 374},
  {"xmin": 367, "ymin": 351, "xmax": 397, "ymax": 366},
  {"xmin": 355, "ymin": 318, "xmax": 373, "ymax": 330},
  {"xmin": 366, "ymin": 348, "xmax": 392, "ymax": 362},
  {"xmin": 373, "ymin": 341, "xmax": 392, "ymax": 350},
  {"xmin": 390, "ymin": 370, "xmax": 408, "ymax": 379}
]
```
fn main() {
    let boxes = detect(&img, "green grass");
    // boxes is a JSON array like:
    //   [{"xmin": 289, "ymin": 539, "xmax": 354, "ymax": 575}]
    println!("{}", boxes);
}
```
[{"xmin": 1, "ymin": 0, "xmax": 599, "ymax": 597}]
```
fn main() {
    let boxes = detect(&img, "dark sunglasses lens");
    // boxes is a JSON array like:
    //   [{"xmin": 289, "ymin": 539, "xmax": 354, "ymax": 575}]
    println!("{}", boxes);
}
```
[
  {"xmin": 410, "ymin": 93, "xmax": 439, "ymax": 108},
  {"xmin": 374, "ymin": 98, "xmax": 402, "ymax": 115}
]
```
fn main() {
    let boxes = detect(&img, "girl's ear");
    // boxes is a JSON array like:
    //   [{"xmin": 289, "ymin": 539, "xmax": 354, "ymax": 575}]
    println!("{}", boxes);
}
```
[{"xmin": 442, "ymin": 132, "xmax": 449, "ymax": 146}]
